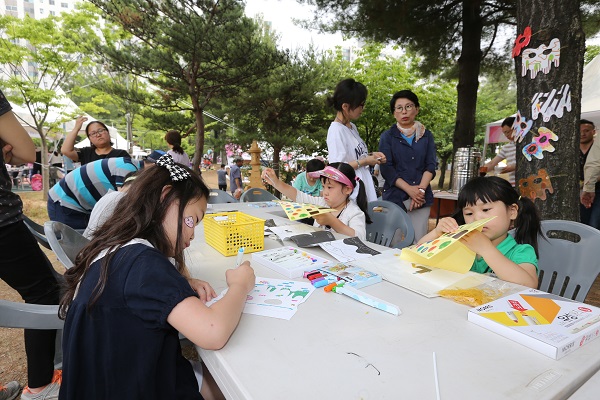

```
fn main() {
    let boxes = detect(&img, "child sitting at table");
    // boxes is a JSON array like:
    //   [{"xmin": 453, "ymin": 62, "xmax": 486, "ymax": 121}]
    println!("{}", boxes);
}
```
[
  {"xmin": 262, "ymin": 162, "xmax": 372, "ymax": 240},
  {"xmin": 418, "ymin": 176, "xmax": 541, "ymax": 288},
  {"xmin": 59, "ymin": 154, "xmax": 256, "ymax": 400}
]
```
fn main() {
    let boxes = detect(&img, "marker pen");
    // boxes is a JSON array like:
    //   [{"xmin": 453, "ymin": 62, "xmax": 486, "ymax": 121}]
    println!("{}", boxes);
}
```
[{"xmin": 235, "ymin": 247, "xmax": 245, "ymax": 268}]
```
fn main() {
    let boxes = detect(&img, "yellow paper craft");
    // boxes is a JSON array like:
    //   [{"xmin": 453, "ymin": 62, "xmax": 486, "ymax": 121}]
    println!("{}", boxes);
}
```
[
  {"xmin": 400, "ymin": 217, "xmax": 495, "ymax": 273},
  {"xmin": 276, "ymin": 200, "xmax": 336, "ymax": 221}
]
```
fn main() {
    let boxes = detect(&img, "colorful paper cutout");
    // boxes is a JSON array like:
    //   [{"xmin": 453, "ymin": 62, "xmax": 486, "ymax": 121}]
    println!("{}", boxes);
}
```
[
  {"xmin": 400, "ymin": 217, "xmax": 495, "ymax": 274},
  {"xmin": 276, "ymin": 200, "xmax": 336, "ymax": 221},
  {"xmin": 521, "ymin": 38, "xmax": 561, "ymax": 79},
  {"xmin": 512, "ymin": 111, "xmax": 534, "ymax": 143},
  {"xmin": 522, "ymin": 127, "xmax": 559, "ymax": 161},
  {"xmin": 518, "ymin": 169, "xmax": 553, "ymax": 201},
  {"xmin": 531, "ymin": 84, "xmax": 572, "ymax": 122},
  {"xmin": 512, "ymin": 26, "xmax": 532, "ymax": 58}
]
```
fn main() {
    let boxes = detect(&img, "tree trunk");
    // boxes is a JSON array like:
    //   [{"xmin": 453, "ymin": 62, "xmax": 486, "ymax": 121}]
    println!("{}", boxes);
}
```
[
  {"xmin": 515, "ymin": 0, "xmax": 584, "ymax": 220},
  {"xmin": 452, "ymin": 0, "xmax": 483, "ymax": 153},
  {"xmin": 192, "ymin": 108, "xmax": 205, "ymax": 173},
  {"xmin": 438, "ymin": 155, "xmax": 450, "ymax": 190}
]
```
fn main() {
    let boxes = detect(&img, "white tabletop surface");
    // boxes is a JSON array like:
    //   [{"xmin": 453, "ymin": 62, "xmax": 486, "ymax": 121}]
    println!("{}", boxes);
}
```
[
  {"xmin": 567, "ymin": 368, "xmax": 600, "ymax": 399},
  {"xmin": 187, "ymin": 203, "xmax": 600, "ymax": 400},
  {"xmin": 433, "ymin": 190, "xmax": 459, "ymax": 200}
]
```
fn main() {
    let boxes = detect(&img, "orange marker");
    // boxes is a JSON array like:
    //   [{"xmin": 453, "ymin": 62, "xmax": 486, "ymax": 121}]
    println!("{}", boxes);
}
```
[{"xmin": 324, "ymin": 282, "xmax": 338, "ymax": 292}]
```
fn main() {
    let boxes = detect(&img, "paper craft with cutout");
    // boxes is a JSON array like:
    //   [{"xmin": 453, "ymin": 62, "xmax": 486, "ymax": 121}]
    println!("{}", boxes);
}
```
[
  {"xmin": 512, "ymin": 26, "xmax": 532, "ymax": 58},
  {"xmin": 512, "ymin": 111, "xmax": 534, "ymax": 143},
  {"xmin": 531, "ymin": 84, "xmax": 571, "ymax": 122},
  {"xmin": 521, "ymin": 38, "xmax": 560, "ymax": 79},
  {"xmin": 522, "ymin": 128, "xmax": 559, "ymax": 161},
  {"xmin": 400, "ymin": 217, "xmax": 495, "ymax": 274},
  {"xmin": 276, "ymin": 200, "xmax": 336, "ymax": 221},
  {"xmin": 518, "ymin": 169, "xmax": 554, "ymax": 201}
]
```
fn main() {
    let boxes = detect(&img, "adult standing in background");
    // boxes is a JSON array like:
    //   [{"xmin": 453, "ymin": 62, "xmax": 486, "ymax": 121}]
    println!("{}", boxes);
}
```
[
  {"xmin": 0, "ymin": 88, "xmax": 62, "ymax": 400},
  {"xmin": 326, "ymin": 78, "xmax": 386, "ymax": 203},
  {"xmin": 379, "ymin": 90, "xmax": 437, "ymax": 242},
  {"xmin": 165, "ymin": 129, "xmax": 191, "ymax": 166},
  {"xmin": 61, "ymin": 116, "xmax": 130, "ymax": 165},
  {"xmin": 580, "ymin": 120, "xmax": 600, "ymax": 228},
  {"xmin": 481, "ymin": 117, "xmax": 516, "ymax": 186},
  {"xmin": 230, "ymin": 157, "xmax": 244, "ymax": 199},
  {"xmin": 217, "ymin": 163, "xmax": 228, "ymax": 191}
]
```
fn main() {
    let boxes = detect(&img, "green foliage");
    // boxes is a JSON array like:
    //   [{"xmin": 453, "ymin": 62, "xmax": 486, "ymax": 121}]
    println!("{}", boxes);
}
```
[{"xmin": 585, "ymin": 45, "xmax": 600, "ymax": 65}]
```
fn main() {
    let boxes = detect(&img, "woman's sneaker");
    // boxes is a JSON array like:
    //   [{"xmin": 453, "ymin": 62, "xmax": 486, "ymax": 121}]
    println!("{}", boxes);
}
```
[
  {"xmin": 20, "ymin": 370, "xmax": 61, "ymax": 400},
  {"xmin": 0, "ymin": 381, "xmax": 21, "ymax": 400}
]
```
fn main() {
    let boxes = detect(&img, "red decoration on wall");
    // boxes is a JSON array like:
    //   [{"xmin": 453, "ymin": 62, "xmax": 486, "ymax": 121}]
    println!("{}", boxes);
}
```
[{"xmin": 512, "ymin": 26, "xmax": 532, "ymax": 58}]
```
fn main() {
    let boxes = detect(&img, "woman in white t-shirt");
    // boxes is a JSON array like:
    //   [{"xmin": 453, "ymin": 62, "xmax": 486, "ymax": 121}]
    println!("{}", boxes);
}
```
[
  {"xmin": 326, "ymin": 79, "xmax": 386, "ymax": 202},
  {"xmin": 165, "ymin": 130, "xmax": 191, "ymax": 166}
]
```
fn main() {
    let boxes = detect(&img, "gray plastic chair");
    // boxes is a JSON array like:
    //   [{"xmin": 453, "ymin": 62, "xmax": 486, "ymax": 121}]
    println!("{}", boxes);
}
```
[
  {"xmin": 208, "ymin": 189, "xmax": 239, "ymax": 204},
  {"xmin": 536, "ymin": 220, "xmax": 600, "ymax": 302},
  {"xmin": 239, "ymin": 188, "xmax": 278, "ymax": 202},
  {"xmin": 366, "ymin": 200, "xmax": 415, "ymax": 249},
  {"xmin": 23, "ymin": 215, "xmax": 52, "ymax": 250},
  {"xmin": 44, "ymin": 221, "xmax": 90, "ymax": 270}
]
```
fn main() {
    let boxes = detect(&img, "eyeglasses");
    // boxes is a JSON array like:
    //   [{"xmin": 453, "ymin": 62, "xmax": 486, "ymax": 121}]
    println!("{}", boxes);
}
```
[
  {"xmin": 88, "ymin": 128, "xmax": 107, "ymax": 137},
  {"xmin": 394, "ymin": 103, "xmax": 415, "ymax": 113}
]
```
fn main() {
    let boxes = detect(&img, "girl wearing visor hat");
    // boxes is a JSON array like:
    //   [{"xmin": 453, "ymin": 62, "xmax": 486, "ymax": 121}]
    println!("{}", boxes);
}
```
[{"xmin": 262, "ymin": 162, "xmax": 371, "ymax": 240}]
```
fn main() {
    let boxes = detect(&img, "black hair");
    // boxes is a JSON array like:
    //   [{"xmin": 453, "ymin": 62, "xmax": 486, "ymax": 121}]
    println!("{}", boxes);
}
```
[
  {"xmin": 326, "ymin": 162, "xmax": 372, "ymax": 224},
  {"xmin": 165, "ymin": 130, "xmax": 185, "ymax": 154},
  {"xmin": 327, "ymin": 78, "xmax": 367, "ymax": 112},
  {"xmin": 306, "ymin": 158, "xmax": 326, "ymax": 173},
  {"xmin": 221, "ymin": 164, "xmax": 225, "ymax": 168},
  {"xmin": 59, "ymin": 163, "xmax": 209, "ymax": 318},
  {"xmin": 581, "ymin": 119, "xmax": 596, "ymax": 128},
  {"xmin": 453, "ymin": 176, "xmax": 541, "ymax": 256},
  {"xmin": 501, "ymin": 117, "xmax": 516, "ymax": 127},
  {"xmin": 85, "ymin": 120, "xmax": 114, "ymax": 148},
  {"xmin": 389, "ymin": 90, "xmax": 420, "ymax": 113}
]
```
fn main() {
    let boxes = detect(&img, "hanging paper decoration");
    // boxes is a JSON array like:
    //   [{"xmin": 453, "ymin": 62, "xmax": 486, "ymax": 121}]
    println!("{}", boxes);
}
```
[
  {"xmin": 521, "ymin": 38, "xmax": 561, "ymax": 79},
  {"xmin": 512, "ymin": 111, "xmax": 534, "ymax": 143},
  {"xmin": 522, "ymin": 128, "xmax": 559, "ymax": 161},
  {"xmin": 512, "ymin": 26, "xmax": 532, "ymax": 58},
  {"xmin": 531, "ymin": 84, "xmax": 572, "ymax": 122},
  {"xmin": 518, "ymin": 169, "xmax": 554, "ymax": 201}
]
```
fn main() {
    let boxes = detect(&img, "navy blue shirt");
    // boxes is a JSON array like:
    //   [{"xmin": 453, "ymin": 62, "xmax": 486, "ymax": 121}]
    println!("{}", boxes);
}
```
[
  {"xmin": 0, "ymin": 89, "xmax": 23, "ymax": 227},
  {"xmin": 379, "ymin": 124, "xmax": 437, "ymax": 208},
  {"xmin": 60, "ymin": 243, "xmax": 202, "ymax": 399}
]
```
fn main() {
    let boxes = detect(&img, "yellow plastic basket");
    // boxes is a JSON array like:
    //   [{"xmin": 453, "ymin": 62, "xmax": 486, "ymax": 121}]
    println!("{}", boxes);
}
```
[{"xmin": 203, "ymin": 212, "xmax": 265, "ymax": 256}]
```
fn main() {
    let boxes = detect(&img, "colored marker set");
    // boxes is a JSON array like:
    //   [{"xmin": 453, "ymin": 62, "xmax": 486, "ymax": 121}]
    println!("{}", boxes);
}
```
[{"xmin": 304, "ymin": 269, "xmax": 339, "ymax": 288}]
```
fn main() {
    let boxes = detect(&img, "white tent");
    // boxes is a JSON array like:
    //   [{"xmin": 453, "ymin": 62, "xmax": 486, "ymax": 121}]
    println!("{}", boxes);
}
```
[{"xmin": 484, "ymin": 54, "xmax": 600, "ymax": 153}]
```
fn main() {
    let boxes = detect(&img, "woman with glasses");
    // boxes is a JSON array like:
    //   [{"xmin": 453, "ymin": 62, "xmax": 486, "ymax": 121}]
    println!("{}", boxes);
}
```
[
  {"xmin": 379, "ymin": 90, "xmax": 437, "ymax": 242},
  {"xmin": 326, "ymin": 78, "xmax": 386, "ymax": 203},
  {"xmin": 62, "ymin": 116, "xmax": 130, "ymax": 165}
]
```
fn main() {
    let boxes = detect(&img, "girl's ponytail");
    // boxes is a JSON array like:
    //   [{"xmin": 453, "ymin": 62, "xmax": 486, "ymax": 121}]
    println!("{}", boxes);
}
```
[{"xmin": 514, "ymin": 196, "xmax": 542, "ymax": 257}]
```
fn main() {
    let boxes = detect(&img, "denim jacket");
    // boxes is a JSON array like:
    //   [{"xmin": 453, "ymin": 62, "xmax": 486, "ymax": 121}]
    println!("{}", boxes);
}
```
[{"xmin": 378, "ymin": 124, "xmax": 437, "ymax": 209}]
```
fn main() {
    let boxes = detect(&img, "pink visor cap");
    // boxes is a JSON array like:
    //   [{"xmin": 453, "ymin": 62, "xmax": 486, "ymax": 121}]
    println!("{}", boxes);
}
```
[{"xmin": 308, "ymin": 166, "xmax": 355, "ymax": 189}]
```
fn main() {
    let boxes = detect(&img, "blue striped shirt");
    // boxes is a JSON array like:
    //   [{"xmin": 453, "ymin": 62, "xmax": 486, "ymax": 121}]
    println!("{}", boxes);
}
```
[{"xmin": 49, "ymin": 157, "xmax": 139, "ymax": 213}]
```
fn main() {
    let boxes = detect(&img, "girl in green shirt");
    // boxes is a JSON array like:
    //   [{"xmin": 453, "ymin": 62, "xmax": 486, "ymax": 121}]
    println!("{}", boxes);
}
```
[{"xmin": 420, "ymin": 176, "xmax": 541, "ymax": 288}]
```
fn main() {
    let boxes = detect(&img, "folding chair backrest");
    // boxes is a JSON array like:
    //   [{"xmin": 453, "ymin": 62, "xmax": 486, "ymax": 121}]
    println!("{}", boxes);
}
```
[
  {"xmin": 44, "ymin": 221, "xmax": 90, "ymax": 270},
  {"xmin": 366, "ymin": 200, "xmax": 415, "ymax": 249},
  {"xmin": 537, "ymin": 220, "xmax": 600, "ymax": 302},
  {"xmin": 239, "ymin": 188, "xmax": 278, "ymax": 202},
  {"xmin": 23, "ymin": 215, "xmax": 52, "ymax": 250},
  {"xmin": 208, "ymin": 189, "xmax": 239, "ymax": 204}
]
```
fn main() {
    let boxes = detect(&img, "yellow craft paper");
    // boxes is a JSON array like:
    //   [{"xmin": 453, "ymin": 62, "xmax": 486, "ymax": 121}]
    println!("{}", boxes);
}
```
[
  {"xmin": 276, "ymin": 200, "xmax": 336, "ymax": 221},
  {"xmin": 400, "ymin": 217, "xmax": 495, "ymax": 273}
]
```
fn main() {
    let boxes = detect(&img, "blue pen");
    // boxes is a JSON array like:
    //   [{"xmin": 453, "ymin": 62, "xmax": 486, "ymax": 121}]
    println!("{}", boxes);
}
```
[{"xmin": 235, "ymin": 247, "xmax": 245, "ymax": 268}]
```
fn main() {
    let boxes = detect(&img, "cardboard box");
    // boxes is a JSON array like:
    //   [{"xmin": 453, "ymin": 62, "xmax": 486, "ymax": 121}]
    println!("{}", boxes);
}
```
[{"xmin": 468, "ymin": 289, "xmax": 600, "ymax": 359}]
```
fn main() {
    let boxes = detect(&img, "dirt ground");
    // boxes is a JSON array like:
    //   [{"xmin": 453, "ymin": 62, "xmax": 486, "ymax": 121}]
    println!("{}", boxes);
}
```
[{"xmin": 2, "ymin": 169, "xmax": 600, "ymax": 386}]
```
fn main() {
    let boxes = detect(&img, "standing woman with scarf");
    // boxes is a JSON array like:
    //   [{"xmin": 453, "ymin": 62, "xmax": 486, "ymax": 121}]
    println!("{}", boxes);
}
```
[{"xmin": 379, "ymin": 90, "xmax": 437, "ymax": 242}]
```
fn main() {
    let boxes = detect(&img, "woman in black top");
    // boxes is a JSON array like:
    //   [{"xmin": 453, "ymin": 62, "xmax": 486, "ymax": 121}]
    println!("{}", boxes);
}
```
[{"xmin": 61, "ymin": 115, "xmax": 130, "ymax": 165}]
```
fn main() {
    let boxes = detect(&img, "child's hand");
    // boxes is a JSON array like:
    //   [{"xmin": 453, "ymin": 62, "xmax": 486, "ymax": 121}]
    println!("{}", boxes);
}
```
[
  {"xmin": 313, "ymin": 212, "xmax": 336, "ymax": 227},
  {"xmin": 188, "ymin": 278, "xmax": 218, "ymax": 303},
  {"xmin": 226, "ymin": 261, "xmax": 255, "ymax": 293},
  {"xmin": 459, "ymin": 230, "xmax": 494, "ymax": 255},
  {"xmin": 434, "ymin": 217, "xmax": 459, "ymax": 235},
  {"xmin": 261, "ymin": 168, "xmax": 277, "ymax": 186}
]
